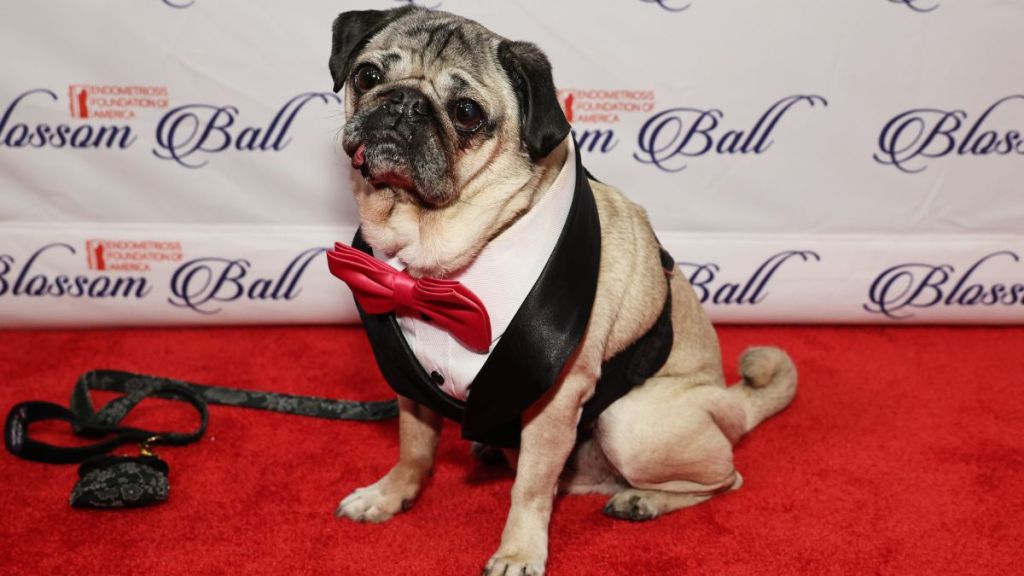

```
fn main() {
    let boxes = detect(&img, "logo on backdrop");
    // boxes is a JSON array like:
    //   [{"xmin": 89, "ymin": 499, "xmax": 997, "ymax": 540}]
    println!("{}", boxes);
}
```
[
  {"xmin": 0, "ymin": 89, "xmax": 136, "ymax": 149},
  {"xmin": 0, "ymin": 88, "xmax": 338, "ymax": 167},
  {"xmin": 162, "ymin": 0, "xmax": 194, "ymax": 8},
  {"xmin": 874, "ymin": 95, "xmax": 1024, "ymax": 173},
  {"xmin": 634, "ymin": 94, "xmax": 829, "ymax": 172},
  {"xmin": 678, "ymin": 251, "xmax": 822, "ymax": 306},
  {"xmin": 0, "ymin": 244, "xmax": 152, "ymax": 299},
  {"xmin": 68, "ymin": 85, "xmax": 169, "ymax": 120},
  {"xmin": 167, "ymin": 248, "xmax": 324, "ymax": 314},
  {"xmin": 889, "ymin": 0, "xmax": 938, "ymax": 13},
  {"xmin": 85, "ymin": 240, "xmax": 184, "ymax": 272},
  {"xmin": 152, "ymin": 92, "xmax": 341, "ymax": 168},
  {"xmin": 864, "ymin": 251, "xmax": 1024, "ymax": 319},
  {"xmin": 1, "ymin": 244, "xmax": 325, "ymax": 313},
  {"xmin": 558, "ymin": 88, "xmax": 656, "ymax": 154},
  {"xmin": 640, "ymin": 0, "xmax": 691, "ymax": 12}
]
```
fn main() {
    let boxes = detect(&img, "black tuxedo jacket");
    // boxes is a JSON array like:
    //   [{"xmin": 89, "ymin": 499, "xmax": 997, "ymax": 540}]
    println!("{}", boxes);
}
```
[{"xmin": 352, "ymin": 146, "xmax": 674, "ymax": 447}]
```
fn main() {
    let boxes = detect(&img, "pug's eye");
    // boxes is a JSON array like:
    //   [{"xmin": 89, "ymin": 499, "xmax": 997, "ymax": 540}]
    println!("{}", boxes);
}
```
[
  {"xmin": 352, "ymin": 64, "xmax": 383, "ymax": 94},
  {"xmin": 451, "ymin": 99, "xmax": 485, "ymax": 132}
]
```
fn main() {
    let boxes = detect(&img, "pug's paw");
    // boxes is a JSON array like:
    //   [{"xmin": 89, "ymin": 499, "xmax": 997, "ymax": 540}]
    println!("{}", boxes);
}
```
[
  {"xmin": 483, "ymin": 550, "xmax": 546, "ymax": 576},
  {"xmin": 602, "ymin": 491, "xmax": 659, "ymax": 521},
  {"xmin": 335, "ymin": 480, "xmax": 414, "ymax": 523}
]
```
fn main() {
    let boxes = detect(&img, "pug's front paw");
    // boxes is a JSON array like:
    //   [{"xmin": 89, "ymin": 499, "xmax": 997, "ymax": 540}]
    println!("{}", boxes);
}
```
[
  {"xmin": 335, "ymin": 480, "xmax": 414, "ymax": 523},
  {"xmin": 482, "ymin": 550, "xmax": 546, "ymax": 576}
]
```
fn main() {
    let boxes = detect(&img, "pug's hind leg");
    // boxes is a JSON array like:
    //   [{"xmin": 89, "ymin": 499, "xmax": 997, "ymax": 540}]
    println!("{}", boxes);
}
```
[
  {"xmin": 596, "ymin": 378, "xmax": 746, "ymax": 521},
  {"xmin": 336, "ymin": 396, "xmax": 442, "ymax": 523}
]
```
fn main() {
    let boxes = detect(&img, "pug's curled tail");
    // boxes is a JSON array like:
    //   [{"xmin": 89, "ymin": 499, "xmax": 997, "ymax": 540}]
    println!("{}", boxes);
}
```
[{"xmin": 729, "ymin": 346, "xmax": 797, "ymax": 434}]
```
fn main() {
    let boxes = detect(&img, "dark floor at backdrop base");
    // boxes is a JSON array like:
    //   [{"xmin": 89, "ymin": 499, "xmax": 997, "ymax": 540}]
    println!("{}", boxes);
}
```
[{"xmin": 0, "ymin": 325, "xmax": 1021, "ymax": 575}]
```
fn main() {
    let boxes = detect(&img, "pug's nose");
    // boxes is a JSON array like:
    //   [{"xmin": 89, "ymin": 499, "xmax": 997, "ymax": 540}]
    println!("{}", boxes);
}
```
[{"xmin": 382, "ymin": 87, "xmax": 432, "ymax": 118}]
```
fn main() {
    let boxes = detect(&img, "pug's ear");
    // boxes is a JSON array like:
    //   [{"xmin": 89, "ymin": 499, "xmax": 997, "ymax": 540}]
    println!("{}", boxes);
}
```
[
  {"xmin": 329, "ymin": 7, "xmax": 415, "ymax": 93},
  {"xmin": 498, "ymin": 40, "xmax": 570, "ymax": 160}
]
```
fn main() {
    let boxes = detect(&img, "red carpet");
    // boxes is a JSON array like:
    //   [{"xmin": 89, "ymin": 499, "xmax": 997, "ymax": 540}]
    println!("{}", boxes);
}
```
[{"xmin": 1, "ymin": 325, "xmax": 1022, "ymax": 575}]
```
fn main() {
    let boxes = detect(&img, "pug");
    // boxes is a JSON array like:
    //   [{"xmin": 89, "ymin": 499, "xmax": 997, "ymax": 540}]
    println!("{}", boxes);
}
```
[{"xmin": 327, "ymin": 7, "xmax": 797, "ymax": 575}]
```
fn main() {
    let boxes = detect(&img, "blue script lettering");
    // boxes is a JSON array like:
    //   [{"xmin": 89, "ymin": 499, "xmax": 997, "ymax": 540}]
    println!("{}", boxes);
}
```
[
  {"xmin": 0, "ymin": 243, "xmax": 151, "ymax": 299},
  {"xmin": 0, "ymin": 255, "xmax": 12, "ymax": 296},
  {"xmin": 634, "ymin": 95, "xmax": 828, "ymax": 172},
  {"xmin": 640, "ymin": 0, "xmax": 691, "ymax": 12},
  {"xmin": 0, "ymin": 89, "xmax": 136, "ymax": 150},
  {"xmin": 875, "ymin": 95, "xmax": 1024, "ymax": 173},
  {"xmin": 573, "ymin": 128, "xmax": 618, "ymax": 154},
  {"xmin": 168, "ymin": 247, "xmax": 323, "ymax": 314},
  {"xmin": 864, "ymin": 251, "xmax": 1024, "ymax": 319},
  {"xmin": 153, "ymin": 92, "xmax": 340, "ymax": 168},
  {"xmin": 890, "ymin": 0, "xmax": 938, "ymax": 13},
  {"xmin": 679, "ymin": 250, "xmax": 821, "ymax": 305}
]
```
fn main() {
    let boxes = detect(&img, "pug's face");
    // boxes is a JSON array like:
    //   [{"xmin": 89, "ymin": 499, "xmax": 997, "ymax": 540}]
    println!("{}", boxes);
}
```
[{"xmin": 329, "ymin": 7, "xmax": 569, "ymax": 211}]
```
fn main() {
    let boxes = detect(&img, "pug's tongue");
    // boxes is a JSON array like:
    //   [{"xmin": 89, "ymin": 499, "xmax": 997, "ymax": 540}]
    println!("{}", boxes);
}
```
[{"xmin": 351, "ymin": 144, "xmax": 366, "ymax": 169}]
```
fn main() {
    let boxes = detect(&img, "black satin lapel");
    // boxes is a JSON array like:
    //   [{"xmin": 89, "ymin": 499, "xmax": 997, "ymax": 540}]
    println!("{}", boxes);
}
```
[
  {"xmin": 460, "ymin": 142, "xmax": 601, "ymax": 446},
  {"xmin": 352, "ymin": 231, "xmax": 466, "ymax": 422}
]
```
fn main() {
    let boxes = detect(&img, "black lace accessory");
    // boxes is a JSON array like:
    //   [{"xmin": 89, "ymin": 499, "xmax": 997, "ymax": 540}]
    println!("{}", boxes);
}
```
[{"xmin": 70, "ymin": 453, "xmax": 170, "ymax": 509}]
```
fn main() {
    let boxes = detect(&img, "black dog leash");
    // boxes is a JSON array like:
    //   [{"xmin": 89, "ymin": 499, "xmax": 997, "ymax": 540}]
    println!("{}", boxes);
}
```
[
  {"xmin": 5, "ymin": 369, "xmax": 398, "ymax": 464},
  {"xmin": 4, "ymin": 370, "xmax": 398, "ymax": 508}
]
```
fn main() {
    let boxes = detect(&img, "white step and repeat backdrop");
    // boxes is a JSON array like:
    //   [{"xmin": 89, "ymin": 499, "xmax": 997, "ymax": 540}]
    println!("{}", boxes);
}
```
[{"xmin": 1, "ymin": 0, "xmax": 1023, "ymax": 327}]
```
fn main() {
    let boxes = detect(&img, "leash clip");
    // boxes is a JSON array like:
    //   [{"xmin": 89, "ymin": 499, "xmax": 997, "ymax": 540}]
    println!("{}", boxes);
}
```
[{"xmin": 139, "ymin": 435, "xmax": 161, "ymax": 457}]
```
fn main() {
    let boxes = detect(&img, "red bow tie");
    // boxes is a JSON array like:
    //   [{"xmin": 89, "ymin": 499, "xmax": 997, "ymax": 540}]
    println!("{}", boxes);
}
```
[{"xmin": 326, "ymin": 242, "xmax": 492, "ymax": 352}]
